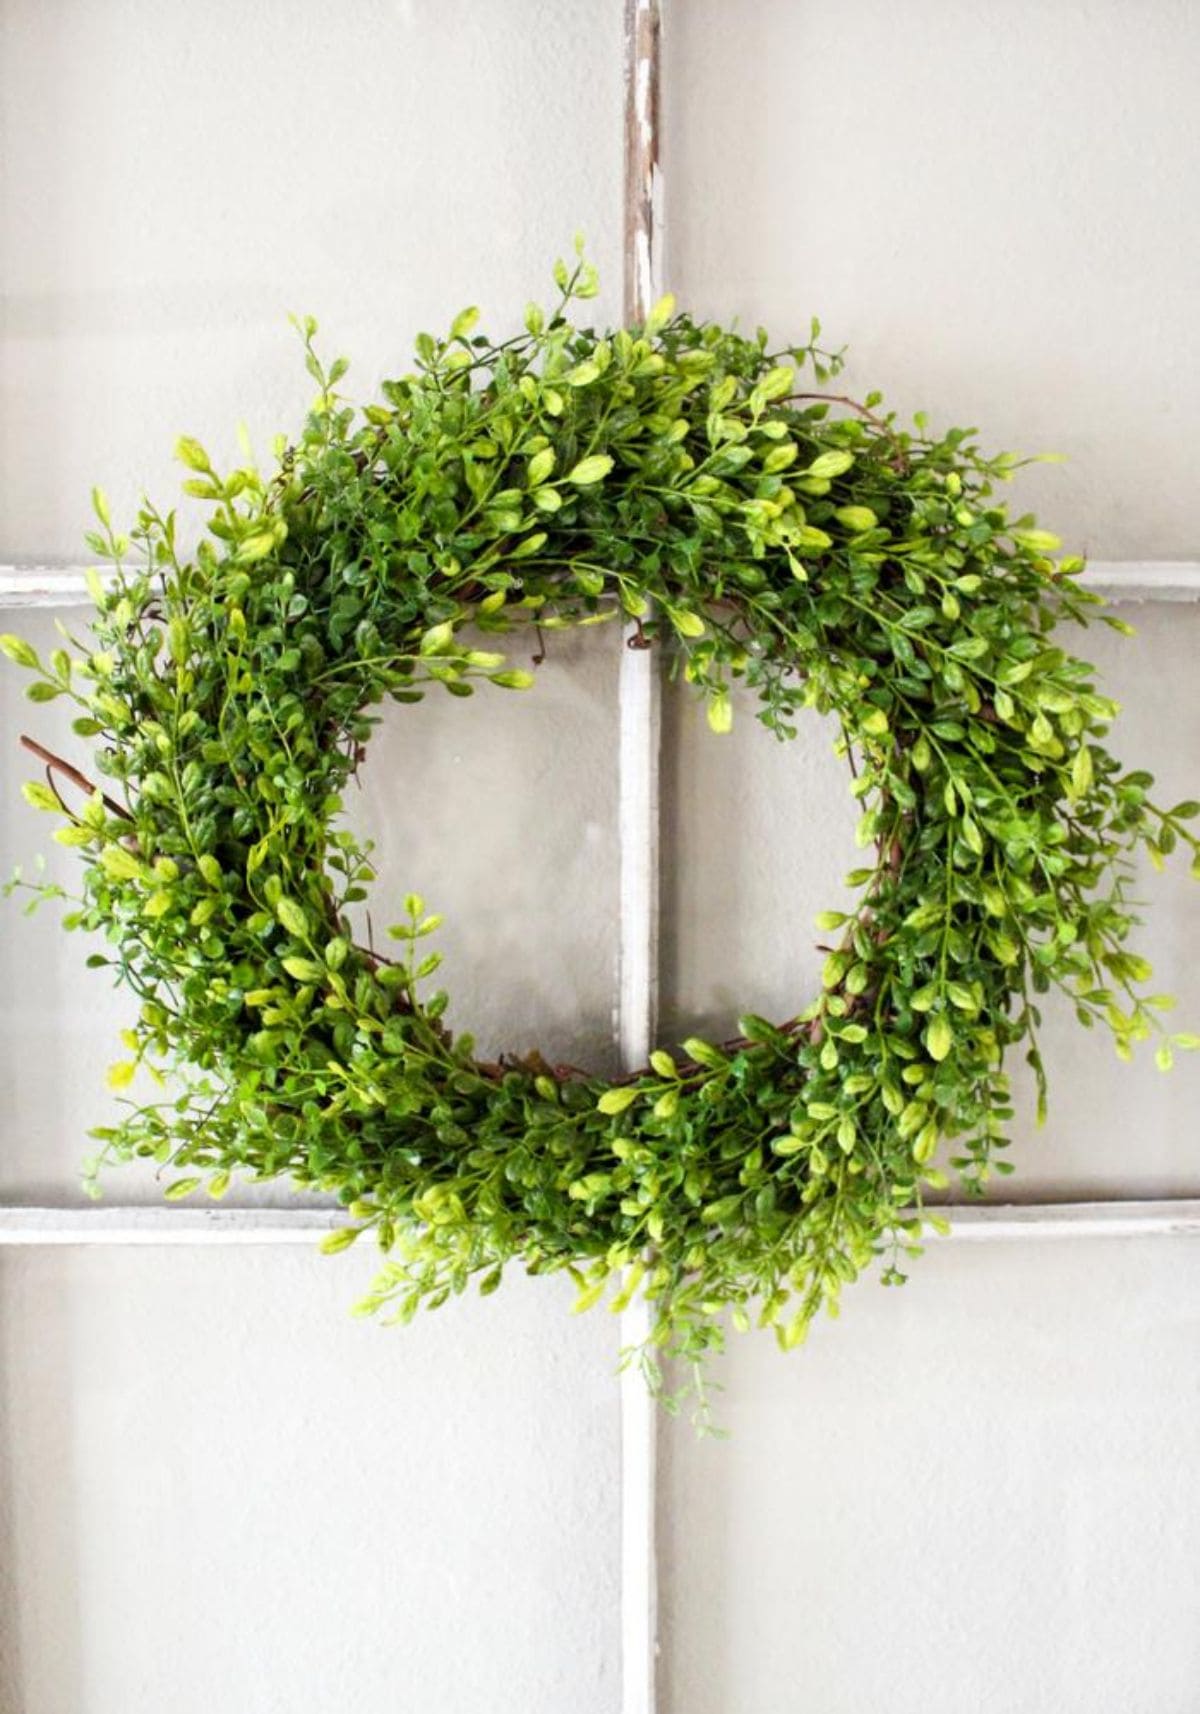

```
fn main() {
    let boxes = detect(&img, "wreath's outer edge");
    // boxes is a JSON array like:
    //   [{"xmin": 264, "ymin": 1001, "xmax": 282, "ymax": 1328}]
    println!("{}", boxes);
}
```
[{"xmin": 4, "ymin": 259, "xmax": 1197, "ymax": 1387}]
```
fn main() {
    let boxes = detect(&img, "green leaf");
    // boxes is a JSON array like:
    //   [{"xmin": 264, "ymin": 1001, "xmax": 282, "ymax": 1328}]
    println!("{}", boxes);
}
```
[
  {"xmin": 757, "ymin": 366, "xmax": 794, "ymax": 402},
  {"xmin": 449, "ymin": 305, "xmax": 479, "ymax": 341},
  {"xmin": 319, "ymin": 1225, "xmax": 360, "ymax": 1254},
  {"xmin": 0, "ymin": 634, "xmax": 39, "ymax": 670},
  {"xmin": 163, "ymin": 1177, "xmax": 202, "ymax": 1201},
  {"xmin": 805, "ymin": 449, "xmax": 854, "ymax": 480},
  {"xmin": 706, "ymin": 690, "xmax": 732, "ymax": 733},
  {"xmin": 912, "ymin": 1121, "xmax": 939, "ymax": 1164},
  {"xmin": 564, "ymin": 361, "xmax": 601, "ymax": 388},
  {"xmin": 762, "ymin": 443, "xmax": 797, "ymax": 474},
  {"xmin": 571, "ymin": 1278, "xmax": 608, "ymax": 1313},
  {"xmin": 597, "ymin": 1086, "xmax": 639, "ymax": 1115},
  {"xmin": 1012, "ymin": 528, "xmax": 1061, "ymax": 553},
  {"xmin": 668, "ymin": 606, "xmax": 706, "ymax": 639},
  {"xmin": 681, "ymin": 1036, "xmax": 725, "ymax": 1068},
  {"xmin": 566, "ymin": 454, "xmax": 614, "ymax": 486},
  {"xmin": 527, "ymin": 448, "xmax": 556, "ymax": 487},
  {"xmin": 237, "ymin": 531, "xmax": 276, "ymax": 564},
  {"xmin": 21, "ymin": 781, "xmax": 60, "ymax": 812},
  {"xmin": 925, "ymin": 1016, "xmax": 954, "ymax": 1062},
  {"xmin": 835, "ymin": 505, "xmax": 877, "ymax": 532},
  {"xmin": 645, "ymin": 292, "xmax": 676, "ymax": 334},
  {"xmin": 175, "ymin": 436, "xmax": 211, "ymax": 473},
  {"xmin": 282, "ymin": 956, "xmax": 325, "ymax": 984},
  {"xmin": 509, "ymin": 532, "xmax": 548, "ymax": 560},
  {"xmin": 276, "ymin": 898, "xmax": 308, "ymax": 937},
  {"xmin": 793, "ymin": 525, "xmax": 833, "ymax": 554},
  {"xmin": 99, "ymin": 845, "xmax": 145, "ymax": 882}
]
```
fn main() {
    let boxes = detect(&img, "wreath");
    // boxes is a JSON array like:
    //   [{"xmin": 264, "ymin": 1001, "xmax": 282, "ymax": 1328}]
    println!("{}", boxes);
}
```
[{"xmin": 6, "ymin": 249, "xmax": 1199, "ymax": 1407}]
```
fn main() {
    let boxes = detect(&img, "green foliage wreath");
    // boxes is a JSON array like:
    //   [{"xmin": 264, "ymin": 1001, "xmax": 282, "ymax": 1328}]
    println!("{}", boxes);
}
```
[{"xmin": 6, "ymin": 248, "xmax": 1199, "ymax": 1401}]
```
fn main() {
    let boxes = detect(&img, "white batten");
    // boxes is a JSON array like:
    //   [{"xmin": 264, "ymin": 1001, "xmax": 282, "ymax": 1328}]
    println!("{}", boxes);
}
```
[
  {"xmin": 3, "ymin": 561, "xmax": 1200, "ymax": 613},
  {"xmin": 616, "ymin": 629, "xmax": 661, "ymax": 1070},
  {"xmin": 0, "ymin": 1206, "xmax": 346, "ymax": 1245},
  {"xmin": 1084, "ymin": 562, "xmax": 1200, "ymax": 601},
  {"xmin": 0, "ymin": 567, "xmax": 103, "ymax": 607},
  {"xmin": 3, "ymin": 1198, "xmax": 1200, "ymax": 1248},
  {"xmin": 619, "ymin": 4, "xmax": 664, "ymax": 1712},
  {"xmin": 926, "ymin": 1198, "xmax": 1200, "ymax": 1242}
]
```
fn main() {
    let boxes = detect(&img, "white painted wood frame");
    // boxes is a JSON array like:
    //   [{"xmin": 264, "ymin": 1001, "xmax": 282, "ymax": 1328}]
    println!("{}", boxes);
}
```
[
  {"xmin": 4, "ymin": 563, "xmax": 1200, "ymax": 613},
  {"xmin": 3, "ymin": 1199, "xmax": 1200, "ymax": 1248},
  {"xmin": 3, "ymin": 11, "xmax": 1200, "ymax": 1711},
  {"xmin": 618, "ymin": 5, "xmax": 664, "ymax": 1712}
]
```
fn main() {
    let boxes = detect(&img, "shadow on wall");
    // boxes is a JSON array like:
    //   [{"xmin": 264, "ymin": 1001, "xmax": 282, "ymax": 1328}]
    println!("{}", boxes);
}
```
[
  {"xmin": 341, "ymin": 621, "xmax": 624, "ymax": 1076},
  {"xmin": 658, "ymin": 674, "xmax": 859, "ymax": 1048}
]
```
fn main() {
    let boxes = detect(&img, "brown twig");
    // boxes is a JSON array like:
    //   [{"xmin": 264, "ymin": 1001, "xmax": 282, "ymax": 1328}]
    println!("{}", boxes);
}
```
[
  {"xmin": 19, "ymin": 735, "xmax": 132, "ymax": 822},
  {"xmin": 786, "ymin": 392, "xmax": 910, "ymax": 471}
]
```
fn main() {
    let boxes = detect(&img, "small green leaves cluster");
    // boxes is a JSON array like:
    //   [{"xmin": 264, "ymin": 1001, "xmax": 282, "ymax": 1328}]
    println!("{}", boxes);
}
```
[{"xmin": 5, "ymin": 246, "xmax": 1198, "ymax": 1399}]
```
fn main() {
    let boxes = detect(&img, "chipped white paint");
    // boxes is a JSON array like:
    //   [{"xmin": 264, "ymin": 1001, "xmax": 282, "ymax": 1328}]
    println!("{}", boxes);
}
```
[
  {"xmin": 616, "ymin": 632, "xmax": 661, "ymax": 1071},
  {"xmin": 927, "ymin": 1199, "xmax": 1200, "ymax": 1242},
  {"xmin": 1084, "ymin": 562, "xmax": 1200, "ymax": 602},
  {"xmin": 0, "ymin": 1206, "xmax": 346, "ymax": 1245},
  {"xmin": 0, "ymin": 566, "xmax": 108, "ymax": 607},
  {"xmin": 620, "ymin": 5, "xmax": 663, "ymax": 1712},
  {"xmin": 3, "ymin": 1198, "xmax": 1200, "ymax": 1248},
  {"xmin": 6, "ymin": 561, "xmax": 1200, "ymax": 613}
]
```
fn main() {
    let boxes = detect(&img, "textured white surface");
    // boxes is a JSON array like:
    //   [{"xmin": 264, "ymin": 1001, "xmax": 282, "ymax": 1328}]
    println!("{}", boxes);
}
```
[
  {"xmin": 659, "ymin": 1236, "xmax": 1200, "ymax": 1714},
  {"xmin": 10, "ymin": 558, "xmax": 1200, "ymax": 607},
  {"xmin": 618, "ymin": 10, "xmax": 664, "ymax": 1703},
  {"xmin": 665, "ymin": 0, "xmax": 1200, "ymax": 561},
  {"xmin": 0, "ymin": 1249, "xmax": 620, "ymax": 1714},
  {"xmin": 0, "ymin": 0, "xmax": 624, "ymax": 562},
  {"xmin": 8, "ymin": 1198, "xmax": 1200, "ymax": 1247}
]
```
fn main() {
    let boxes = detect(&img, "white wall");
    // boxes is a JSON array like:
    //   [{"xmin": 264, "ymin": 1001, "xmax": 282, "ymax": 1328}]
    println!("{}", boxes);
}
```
[
  {"xmin": 659, "ymin": 1234, "xmax": 1200, "ymax": 1714},
  {"xmin": 664, "ymin": 0, "xmax": 1200, "ymax": 562},
  {"xmin": 0, "ymin": 1250, "xmax": 619, "ymax": 1714}
]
